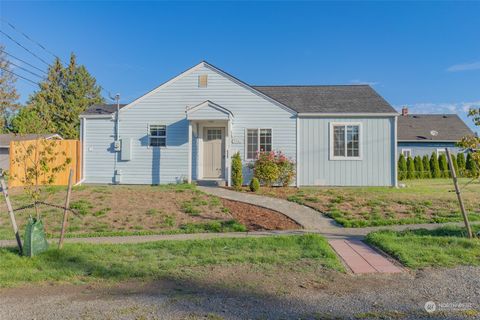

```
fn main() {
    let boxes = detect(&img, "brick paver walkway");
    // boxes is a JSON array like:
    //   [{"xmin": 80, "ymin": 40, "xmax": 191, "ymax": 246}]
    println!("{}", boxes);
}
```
[{"xmin": 329, "ymin": 239, "xmax": 403, "ymax": 274}]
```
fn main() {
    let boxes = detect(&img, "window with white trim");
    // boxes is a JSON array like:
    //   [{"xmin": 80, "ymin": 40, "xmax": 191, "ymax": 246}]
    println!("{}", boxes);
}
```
[
  {"xmin": 149, "ymin": 124, "xmax": 166, "ymax": 147},
  {"xmin": 402, "ymin": 149, "xmax": 412, "ymax": 158},
  {"xmin": 246, "ymin": 128, "xmax": 272, "ymax": 160},
  {"xmin": 330, "ymin": 123, "xmax": 361, "ymax": 159}
]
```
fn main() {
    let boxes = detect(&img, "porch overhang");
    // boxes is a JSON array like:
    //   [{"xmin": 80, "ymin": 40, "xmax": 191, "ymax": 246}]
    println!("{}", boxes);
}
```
[{"xmin": 186, "ymin": 100, "xmax": 234, "ymax": 121}]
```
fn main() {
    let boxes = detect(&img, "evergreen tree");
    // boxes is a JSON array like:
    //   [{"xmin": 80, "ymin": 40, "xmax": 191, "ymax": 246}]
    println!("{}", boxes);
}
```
[
  {"xmin": 450, "ymin": 154, "xmax": 459, "ymax": 177},
  {"xmin": 398, "ymin": 154, "xmax": 407, "ymax": 180},
  {"xmin": 438, "ymin": 154, "xmax": 449, "ymax": 178},
  {"xmin": 17, "ymin": 53, "xmax": 104, "ymax": 138},
  {"xmin": 466, "ymin": 152, "xmax": 478, "ymax": 178},
  {"xmin": 422, "ymin": 155, "xmax": 431, "ymax": 178},
  {"xmin": 430, "ymin": 152, "xmax": 441, "ymax": 178},
  {"xmin": 0, "ymin": 45, "xmax": 20, "ymax": 131},
  {"xmin": 406, "ymin": 156, "xmax": 415, "ymax": 179},
  {"xmin": 457, "ymin": 152, "xmax": 466, "ymax": 177},
  {"xmin": 414, "ymin": 156, "xmax": 424, "ymax": 178},
  {"xmin": 10, "ymin": 106, "xmax": 48, "ymax": 134}
]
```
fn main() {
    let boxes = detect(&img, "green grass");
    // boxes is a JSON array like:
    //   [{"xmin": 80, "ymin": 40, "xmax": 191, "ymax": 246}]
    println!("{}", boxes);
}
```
[
  {"xmin": 366, "ymin": 226, "xmax": 480, "ymax": 269},
  {"xmin": 0, "ymin": 234, "xmax": 343, "ymax": 287},
  {"xmin": 268, "ymin": 179, "xmax": 480, "ymax": 227}
]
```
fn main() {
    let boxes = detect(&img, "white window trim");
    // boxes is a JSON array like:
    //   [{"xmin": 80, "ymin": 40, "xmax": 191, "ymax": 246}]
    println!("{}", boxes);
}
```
[
  {"xmin": 244, "ymin": 128, "xmax": 273, "ymax": 161},
  {"xmin": 329, "ymin": 122, "xmax": 362, "ymax": 161},
  {"xmin": 436, "ymin": 148, "xmax": 447, "ymax": 158},
  {"xmin": 401, "ymin": 149, "xmax": 412, "ymax": 158},
  {"xmin": 148, "ymin": 124, "xmax": 167, "ymax": 148}
]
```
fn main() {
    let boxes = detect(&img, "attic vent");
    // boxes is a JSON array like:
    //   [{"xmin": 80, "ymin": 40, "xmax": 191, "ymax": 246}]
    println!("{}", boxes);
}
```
[
  {"xmin": 443, "ymin": 115, "xmax": 448, "ymax": 118},
  {"xmin": 198, "ymin": 75, "xmax": 208, "ymax": 88}
]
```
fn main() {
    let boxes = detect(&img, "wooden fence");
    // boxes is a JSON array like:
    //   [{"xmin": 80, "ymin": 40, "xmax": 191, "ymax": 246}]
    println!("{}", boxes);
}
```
[{"xmin": 8, "ymin": 139, "xmax": 82, "ymax": 187}]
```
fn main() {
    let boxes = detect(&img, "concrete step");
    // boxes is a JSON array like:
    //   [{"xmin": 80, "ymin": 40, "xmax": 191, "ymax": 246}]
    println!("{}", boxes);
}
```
[{"xmin": 195, "ymin": 180, "xmax": 227, "ymax": 187}]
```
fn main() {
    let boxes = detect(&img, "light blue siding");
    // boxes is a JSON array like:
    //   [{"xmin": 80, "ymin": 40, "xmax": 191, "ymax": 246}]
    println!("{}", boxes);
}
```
[
  {"xmin": 83, "ymin": 64, "xmax": 296, "ymax": 184},
  {"xmin": 299, "ymin": 117, "xmax": 396, "ymax": 186},
  {"xmin": 187, "ymin": 105, "xmax": 230, "ymax": 120},
  {"xmin": 398, "ymin": 142, "xmax": 464, "ymax": 158}
]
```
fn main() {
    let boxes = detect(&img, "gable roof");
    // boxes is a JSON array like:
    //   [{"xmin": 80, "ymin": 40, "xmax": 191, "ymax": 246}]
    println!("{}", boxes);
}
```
[
  {"xmin": 80, "ymin": 62, "xmax": 397, "ymax": 117},
  {"xmin": 82, "ymin": 104, "xmax": 127, "ymax": 116},
  {"xmin": 0, "ymin": 133, "xmax": 62, "ymax": 148},
  {"xmin": 253, "ymin": 85, "xmax": 397, "ymax": 114},
  {"xmin": 397, "ymin": 114, "xmax": 474, "ymax": 142}
]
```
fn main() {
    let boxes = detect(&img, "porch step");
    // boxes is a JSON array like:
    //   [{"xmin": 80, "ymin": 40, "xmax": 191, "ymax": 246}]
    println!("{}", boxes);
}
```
[{"xmin": 195, "ymin": 180, "xmax": 227, "ymax": 187}]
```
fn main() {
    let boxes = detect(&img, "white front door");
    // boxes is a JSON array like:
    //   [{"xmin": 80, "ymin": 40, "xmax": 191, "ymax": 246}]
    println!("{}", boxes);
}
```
[{"xmin": 203, "ymin": 128, "xmax": 225, "ymax": 178}]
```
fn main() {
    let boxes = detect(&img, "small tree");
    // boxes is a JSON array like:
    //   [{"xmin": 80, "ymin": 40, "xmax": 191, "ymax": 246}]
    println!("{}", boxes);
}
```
[
  {"xmin": 430, "ymin": 152, "xmax": 441, "ymax": 178},
  {"xmin": 422, "ymin": 155, "xmax": 431, "ymax": 179},
  {"xmin": 414, "ymin": 156, "xmax": 424, "ymax": 179},
  {"xmin": 450, "ymin": 154, "xmax": 459, "ymax": 177},
  {"xmin": 466, "ymin": 152, "xmax": 478, "ymax": 178},
  {"xmin": 231, "ymin": 152, "xmax": 243, "ymax": 190},
  {"xmin": 10, "ymin": 138, "xmax": 71, "ymax": 219},
  {"xmin": 398, "ymin": 154, "xmax": 407, "ymax": 180},
  {"xmin": 406, "ymin": 156, "xmax": 415, "ymax": 179},
  {"xmin": 438, "ymin": 154, "xmax": 449, "ymax": 178},
  {"xmin": 457, "ymin": 152, "xmax": 466, "ymax": 177}
]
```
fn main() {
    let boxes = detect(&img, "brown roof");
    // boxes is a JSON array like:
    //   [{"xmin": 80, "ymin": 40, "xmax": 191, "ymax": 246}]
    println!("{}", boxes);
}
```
[
  {"xmin": 0, "ymin": 133, "xmax": 62, "ymax": 148},
  {"xmin": 397, "ymin": 114, "xmax": 474, "ymax": 141}
]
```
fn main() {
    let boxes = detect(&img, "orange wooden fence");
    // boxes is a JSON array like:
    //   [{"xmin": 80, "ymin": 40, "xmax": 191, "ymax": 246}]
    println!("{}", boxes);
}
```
[{"xmin": 8, "ymin": 139, "xmax": 82, "ymax": 187}]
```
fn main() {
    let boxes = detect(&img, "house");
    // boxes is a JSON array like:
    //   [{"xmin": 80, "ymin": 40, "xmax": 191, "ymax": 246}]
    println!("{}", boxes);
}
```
[
  {"xmin": 0, "ymin": 133, "xmax": 63, "ymax": 170},
  {"xmin": 80, "ymin": 61, "xmax": 398, "ymax": 187},
  {"xmin": 397, "ymin": 107, "xmax": 474, "ymax": 159}
]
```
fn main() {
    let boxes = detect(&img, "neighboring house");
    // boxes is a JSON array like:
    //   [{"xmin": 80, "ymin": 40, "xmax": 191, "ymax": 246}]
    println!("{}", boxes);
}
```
[
  {"xmin": 397, "ymin": 107, "xmax": 474, "ymax": 159},
  {"xmin": 0, "ymin": 133, "xmax": 63, "ymax": 170},
  {"xmin": 80, "ymin": 61, "xmax": 398, "ymax": 187}
]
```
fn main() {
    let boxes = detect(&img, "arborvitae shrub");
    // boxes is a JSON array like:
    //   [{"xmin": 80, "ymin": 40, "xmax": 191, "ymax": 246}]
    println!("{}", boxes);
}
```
[
  {"xmin": 457, "ymin": 153, "xmax": 466, "ymax": 177},
  {"xmin": 398, "ymin": 154, "xmax": 407, "ymax": 180},
  {"xmin": 422, "ymin": 155, "xmax": 431, "ymax": 178},
  {"xmin": 407, "ymin": 156, "xmax": 415, "ymax": 179},
  {"xmin": 231, "ymin": 152, "xmax": 243, "ymax": 189},
  {"xmin": 438, "ymin": 154, "xmax": 449, "ymax": 178},
  {"xmin": 430, "ymin": 152, "xmax": 441, "ymax": 178},
  {"xmin": 414, "ymin": 156, "xmax": 424, "ymax": 178}
]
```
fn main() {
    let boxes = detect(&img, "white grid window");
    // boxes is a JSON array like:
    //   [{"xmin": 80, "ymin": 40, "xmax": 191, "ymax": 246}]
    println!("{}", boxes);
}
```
[
  {"xmin": 149, "ymin": 125, "xmax": 166, "ymax": 147},
  {"xmin": 330, "ymin": 123, "xmax": 361, "ymax": 160},
  {"xmin": 246, "ymin": 129, "xmax": 272, "ymax": 160}
]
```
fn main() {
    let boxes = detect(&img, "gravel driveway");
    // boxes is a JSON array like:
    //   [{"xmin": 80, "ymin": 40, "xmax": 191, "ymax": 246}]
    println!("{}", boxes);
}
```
[{"xmin": 1, "ymin": 266, "xmax": 479, "ymax": 320}]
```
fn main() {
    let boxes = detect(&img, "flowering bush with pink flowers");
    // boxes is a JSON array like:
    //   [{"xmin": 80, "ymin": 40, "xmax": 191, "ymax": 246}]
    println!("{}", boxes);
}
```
[{"xmin": 253, "ymin": 151, "xmax": 296, "ymax": 187}]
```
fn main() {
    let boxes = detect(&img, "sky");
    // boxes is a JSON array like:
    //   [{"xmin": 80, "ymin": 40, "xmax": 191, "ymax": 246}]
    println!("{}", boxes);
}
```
[{"xmin": 1, "ymin": 1, "xmax": 479, "ymax": 133}]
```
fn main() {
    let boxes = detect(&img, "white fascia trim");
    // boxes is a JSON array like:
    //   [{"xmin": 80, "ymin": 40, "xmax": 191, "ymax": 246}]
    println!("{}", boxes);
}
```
[
  {"xmin": 394, "ymin": 116, "xmax": 398, "ymax": 187},
  {"xmin": 296, "ymin": 117, "xmax": 300, "ymax": 187},
  {"xmin": 80, "ymin": 114, "xmax": 114, "ymax": 119},
  {"xmin": 298, "ymin": 112, "xmax": 399, "ymax": 117},
  {"xmin": 186, "ymin": 100, "xmax": 234, "ymax": 119},
  {"xmin": 202, "ymin": 62, "xmax": 298, "ymax": 116}
]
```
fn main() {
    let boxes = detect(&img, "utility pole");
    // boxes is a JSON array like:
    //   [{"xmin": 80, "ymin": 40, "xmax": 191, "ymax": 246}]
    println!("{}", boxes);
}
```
[{"xmin": 445, "ymin": 148, "xmax": 473, "ymax": 239}]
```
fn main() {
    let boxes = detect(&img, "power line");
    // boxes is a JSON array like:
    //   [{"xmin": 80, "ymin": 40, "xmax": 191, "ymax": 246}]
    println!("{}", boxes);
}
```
[
  {"xmin": 0, "ymin": 49, "xmax": 47, "ymax": 75},
  {"xmin": 0, "ymin": 18, "xmax": 58, "ymax": 59},
  {"xmin": 0, "ymin": 29, "xmax": 51, "ymax": 66},
  {"xmin": 8, "ymin": 60, "xmax": 45, "ymax": 79},
  {"xmin": 0, "ymin": 65, "xmax": 38, "ymax": 86}
]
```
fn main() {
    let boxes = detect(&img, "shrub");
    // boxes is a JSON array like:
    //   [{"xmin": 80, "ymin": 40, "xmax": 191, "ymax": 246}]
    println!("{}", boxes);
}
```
[
  {"xmin": 231, "ymin": 152, "xmax": 243, "ymax": 189},
  {"xmin": 398, "ymin": 154, "xmax": 407, "ymax": 180},
  {"xmin": 252, "ymin": 151, "xmax": 295, "ymax": 187},
  {"xmin": 249, "ymin": 177, "xmax": 260, "ymax": 192},
  {"xmin": 430, "ymin": 152, "xmax": 441, "ymax": 178},
  {"xmin": 406, "ymin": 156, "xmax": 415, "ymax": 179},
  {"xmin": 466, "ymin": 152, "xmax": 478, "ymax": 177},
  {"xmin": 438, "ymin": 154, "xmax": 449, "ymax": 178},
  {"xmin": 450, "ymin": 154, "xmax": 459, "ymax": 177},
  {"xmin": 276, "ymin": 151, "xmax": 296, "ymax": 186},
  {"xmin": 422, "ymin": 155, "xmax": 431, "ymax": 178},
  {"xmin": 457, "ymin": 153, "xmax": 466, "ymax": 177},
  {"xmin": 414, "ymin": 156, "xmax": 424, "ymax": 179}
]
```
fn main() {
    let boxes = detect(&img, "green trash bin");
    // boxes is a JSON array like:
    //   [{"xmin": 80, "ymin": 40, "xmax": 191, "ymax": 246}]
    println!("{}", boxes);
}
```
[{"xmin": 23, "ymin": 217, "xmax": 48, "ymax": 257}]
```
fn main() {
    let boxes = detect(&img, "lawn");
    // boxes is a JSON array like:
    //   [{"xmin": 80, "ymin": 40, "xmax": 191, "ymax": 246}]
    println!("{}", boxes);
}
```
[
  {"xmin": 256, "ymin": 179, "xmax": 480, "ymax": 227},
  {"xmin": 0, "ymin": 234, "xmax": 343, "ymax": 287},
  {"xmin": 366, "ymin": 226, "xmax": 480, "ymax": 269},
  {"xmin": 0, "ymin": 184, "xmax": 298, "ymax": 240}
]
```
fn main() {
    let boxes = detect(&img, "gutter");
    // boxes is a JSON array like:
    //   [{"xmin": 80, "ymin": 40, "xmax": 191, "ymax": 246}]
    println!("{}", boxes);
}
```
[{"xmin": 297, "ymin": 112, "xmax": 399, "ymax": 117}]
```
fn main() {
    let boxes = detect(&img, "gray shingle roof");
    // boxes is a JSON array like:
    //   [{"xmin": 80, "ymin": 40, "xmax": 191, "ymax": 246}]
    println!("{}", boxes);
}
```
[
  {"xmin": 82, "ymin": 104, "xmax": 127, "ymax": 115},
  {"xmin": 0, "ymin": 133, "xmax": 62, "ymax": 148},
  {"xmin": 397, "ymin": 114, "xmax": 474, "ymax": 141},
  {"xmin": 252, "ymin": 85, "xmax": 397, "ymax": 114}
]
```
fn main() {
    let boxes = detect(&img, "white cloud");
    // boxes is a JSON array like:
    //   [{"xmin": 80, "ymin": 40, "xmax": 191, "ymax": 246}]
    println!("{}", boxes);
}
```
[
  {"xmin": 446, "ymin": 61, "xmax": 480, "ymax": 72},
  {"xmin": 349, "ymin": 79, "xmax": 379, "ymax": 86},
  {"xmin": 396, "ymin": 101, "xmax": 480, "ymax": 133}
]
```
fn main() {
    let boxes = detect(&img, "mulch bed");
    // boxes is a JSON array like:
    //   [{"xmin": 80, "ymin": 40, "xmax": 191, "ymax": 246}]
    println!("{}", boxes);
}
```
[{"xmin": 221, "ymin": 199, "xmax": 301, "ymax": 231}]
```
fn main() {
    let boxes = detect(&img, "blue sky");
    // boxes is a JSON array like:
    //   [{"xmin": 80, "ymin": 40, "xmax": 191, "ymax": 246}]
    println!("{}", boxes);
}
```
[{"xmin": 1, "ymin": 1, "xmax": 479, "ymax": 133}]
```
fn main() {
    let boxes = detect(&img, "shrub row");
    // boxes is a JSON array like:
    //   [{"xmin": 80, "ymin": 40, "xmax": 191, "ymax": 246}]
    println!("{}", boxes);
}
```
[{"xmin": 398, "ymin": 152, "xmax": 478, "ymax": 180}]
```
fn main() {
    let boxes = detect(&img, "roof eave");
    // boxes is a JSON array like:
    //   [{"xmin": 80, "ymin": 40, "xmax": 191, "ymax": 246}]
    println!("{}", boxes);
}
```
[{"xmin": 298, "ymin": 112, "xmax": 399, "ymax": 117}]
